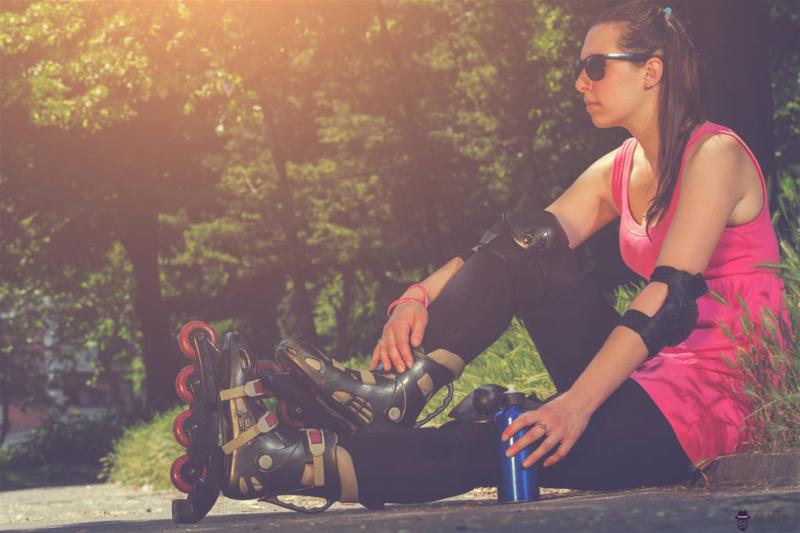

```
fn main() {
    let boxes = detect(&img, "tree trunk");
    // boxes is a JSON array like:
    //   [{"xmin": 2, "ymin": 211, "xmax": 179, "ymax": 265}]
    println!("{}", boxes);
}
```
[
  {"xmin": 119, "ymin": 205, "xmax": 179, "ymax": 414},
  {"xmin": 334, "ymin": 266, "xmax": 356, "ymax": 358},
  {"xmin": 243, "ymin": 271, "xmax": 284, "ymax": 359},
  {"xmin": 0, "ymin": 393, "xmax": 9, "ymax": 447},
  {"xmin": 376, "ymin": 1, "xmax": 446, "ymax": 265},
  {"xmin": 681, "ymin": 0, "xmax": 776, "ymax": 210},
  {"xmin": 260, "ymin": 98, "xmax": 321, "ymax": 346}
]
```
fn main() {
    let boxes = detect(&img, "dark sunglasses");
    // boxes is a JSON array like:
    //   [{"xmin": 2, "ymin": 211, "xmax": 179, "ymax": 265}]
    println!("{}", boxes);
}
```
[{"xmin": 574, "ymin": 53, "xmax": 659, "ymax": 81}]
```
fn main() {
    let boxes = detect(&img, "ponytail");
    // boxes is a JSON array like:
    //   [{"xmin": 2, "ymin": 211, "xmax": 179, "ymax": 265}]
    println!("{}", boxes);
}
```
[{"xmin": 591, "ymin": 2, "xmax": 704, "ymax": 240}]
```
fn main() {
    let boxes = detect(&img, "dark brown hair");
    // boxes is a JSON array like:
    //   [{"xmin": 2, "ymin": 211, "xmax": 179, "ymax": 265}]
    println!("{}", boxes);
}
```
[{"xmin": 591, "ymin": 1, "xmax": 704, "ymax": 240}]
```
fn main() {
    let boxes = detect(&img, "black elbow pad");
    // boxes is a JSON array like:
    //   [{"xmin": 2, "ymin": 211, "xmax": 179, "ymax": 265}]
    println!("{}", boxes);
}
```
[
  {"xmin": 473, "ymin": 209, "xmax": 570, "ymax": 266},
  {"xmin": 620, "ymin": 266, "xmax": 709, "ymax": 358}
]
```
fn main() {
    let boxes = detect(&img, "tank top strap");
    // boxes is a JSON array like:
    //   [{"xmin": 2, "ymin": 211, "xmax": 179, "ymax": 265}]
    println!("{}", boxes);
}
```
[
  {"xmin": 684, "ymin": 121, "xmax": 732, "ymax": 153},
  {"xmin": 611, "ymin": 137, "xmax": 637, "ymax": 215}
]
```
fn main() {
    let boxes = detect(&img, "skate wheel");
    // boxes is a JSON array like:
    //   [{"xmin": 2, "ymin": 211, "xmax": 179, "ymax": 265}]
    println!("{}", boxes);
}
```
[
  {"xmin": 175, "ymin": 365, "xmax": 198, "ymax": 403},
  {"xmin": 170, "ymin": 454, "xmax": 208, "ymax": 494},
  {"xmin": 178, "ymin": 321, "xmax": 218, "ymax": 359},
  {"xmin": 173, "ymin": 409, "xmax": 194, "ymax": 447},
  {"xmin": 277, "ymin": 400, "xmax": 305, "ymax": 429},
  {"xmin": 254, "ymin": 360, "xmax": 283, "ymax": 399}
]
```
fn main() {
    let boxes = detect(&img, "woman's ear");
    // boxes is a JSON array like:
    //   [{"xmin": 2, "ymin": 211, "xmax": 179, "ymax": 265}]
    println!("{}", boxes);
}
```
[{"xmin": 644, "ymin": 56, "xmax": 664, "ymax": 89}]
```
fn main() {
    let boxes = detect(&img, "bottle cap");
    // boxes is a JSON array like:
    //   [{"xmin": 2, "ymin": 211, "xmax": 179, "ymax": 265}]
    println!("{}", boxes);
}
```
[{"xmin": 502, "ymin": 388, "xmax": 525, "ymax": 407}]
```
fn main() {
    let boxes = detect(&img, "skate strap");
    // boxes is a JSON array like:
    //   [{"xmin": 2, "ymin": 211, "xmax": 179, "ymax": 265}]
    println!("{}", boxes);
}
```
[
  {"xmin": 219, "ymin": 380, "xmax": 266, "ymax": 401},
  {"xmin": 222, "ymin": 412, "xmax": 279, "ymax": 455},
  {"xmin": 305, "ymin": 429, "xmax": 326, "ymax": 487},
  {"xmin": 358, "ymin": 370, "xmax": 376, "ymax": 385}
]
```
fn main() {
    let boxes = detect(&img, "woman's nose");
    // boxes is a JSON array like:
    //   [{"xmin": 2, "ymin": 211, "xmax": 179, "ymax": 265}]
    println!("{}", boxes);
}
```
[{"xmin": 574, "ymin": 72, "xmax": 591, "ymax": 93}]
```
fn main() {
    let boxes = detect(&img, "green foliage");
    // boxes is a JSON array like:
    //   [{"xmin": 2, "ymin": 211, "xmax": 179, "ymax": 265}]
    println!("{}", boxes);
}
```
[
  {"xmin": 730, "ymin": 215, "xmax": 800, "ymax": 454},
  {"xmin": 1, "ymin": 411, "xmax": 129, "ymax": 468},
  {"xmin": 1, "ymin": 0, "xmax": 799, "ymax": 459},
  {"xmin": 419, "ymin": 319, "xmax": 557, "ymax": 428},
  {"xmin": 101, "ymin": 406, "xmax": 184, "ymax": 489}
]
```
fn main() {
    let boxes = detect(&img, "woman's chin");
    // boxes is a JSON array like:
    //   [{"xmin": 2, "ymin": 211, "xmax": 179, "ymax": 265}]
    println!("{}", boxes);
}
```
[{"xmin": 589, "ymin": 113, "xmax": 615, "ymax": 129}]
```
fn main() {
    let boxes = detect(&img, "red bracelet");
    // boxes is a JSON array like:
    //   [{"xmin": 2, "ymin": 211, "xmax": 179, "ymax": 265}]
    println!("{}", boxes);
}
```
[
  {"xmin": 386, "ymin": 297, "xmax": 425, "ymax": 317},
  {"xmin": 407, "ymin": 283, "xmax": 430, "ymax": 308}
]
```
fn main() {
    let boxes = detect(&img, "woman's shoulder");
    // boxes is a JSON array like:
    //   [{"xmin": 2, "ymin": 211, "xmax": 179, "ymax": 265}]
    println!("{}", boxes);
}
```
[
  {"xmin": 680, "ymin": 123, "xmax": 760, "ymax": 220},
  {"xmin": 684, "ymin": 123, "xmax": 753, "ymax": 171}
]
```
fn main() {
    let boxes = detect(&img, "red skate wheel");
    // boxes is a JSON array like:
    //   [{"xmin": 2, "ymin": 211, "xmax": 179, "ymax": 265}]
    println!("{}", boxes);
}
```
[
  {"xmin": 175, "ymin": 365, "xmax": 198, "ymax": 403},
  {"xmin": 173, "ymin": 409, "xmax": 194, "ymax": 448},
  {"xmin": 277, "ymin": 400, "xmax": 305, "ymax": 429},
  {"xmin": 169, "ymin": 455, "xmax": 194, "ymax": 494},
  {"xmin": 178, "ymin": 321, "xmax": 218, "ymax": 359},
  {"xmin": 254, "ymin": 360, "xmax": 283, "ymax": 399},
  {"xmin": 170, "ymin": 455, "xmax": 208, "ymax": 494}
]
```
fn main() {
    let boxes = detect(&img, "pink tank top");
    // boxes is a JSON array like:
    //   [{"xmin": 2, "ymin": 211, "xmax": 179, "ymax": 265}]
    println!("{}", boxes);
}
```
[{"xmin": 611, "ymin": 122, "xmax": 794, "ymax": 466}]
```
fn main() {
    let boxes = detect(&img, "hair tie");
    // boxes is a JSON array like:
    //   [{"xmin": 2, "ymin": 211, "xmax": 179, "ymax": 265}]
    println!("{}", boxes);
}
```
[{"xmin": 663, "ymin": 7, "xmax": 672, "ymax": 16}]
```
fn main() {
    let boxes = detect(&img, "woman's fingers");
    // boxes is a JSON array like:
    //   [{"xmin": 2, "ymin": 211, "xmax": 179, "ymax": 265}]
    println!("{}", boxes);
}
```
[
  {"xmin": 373, "ymin": 304, "xmax": 426, "ymax": 374},
  {"xmin": 376, "ymin": 336, "xmax": 392, "ymax": 373},
  {"xmin": 522, "ymin": 434, "xmax": 561, "ymax": 469},
  {"xmin": 542, "ymin": 436, "xmax": 577, "ymax": 468},
  {"xmin": 502, "ymin": 411, "xmax": 537, "ymax": 441},
  {"xmin": 505, "ymin": 422, "xmax": 548, "ymax": 456},
  {"xmin": 395, "ymin": 325, "xmax": 415, "ymax": 369},
  {"xmin": 369, "ymin": 344, "xmax": 381, "ymax": 371},
  {"xmin": 384, "ymin": 329, "xmax": 406, "ymax": 372},
  {"xmin": 410, "ymin": 311, "xmax": 427, "ymax": 348}
]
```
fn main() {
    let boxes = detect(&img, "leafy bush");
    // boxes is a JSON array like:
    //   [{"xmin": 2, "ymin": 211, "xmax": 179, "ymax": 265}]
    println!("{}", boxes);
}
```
[
  {"xmin": 1, "ymin": 411, "xmax": 130, "ymax": 469},
  {"xmin": 101, "ymin": 406, "xmax": 184, "ymax": 489}
]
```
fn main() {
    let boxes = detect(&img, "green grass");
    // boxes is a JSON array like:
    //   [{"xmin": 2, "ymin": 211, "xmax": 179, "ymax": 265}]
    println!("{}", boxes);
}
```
[
  {"xmin": 101, "ymin": 406, "xmax": 185, "ymax": 490},
  {"xmin": 727, "ymin": 238, "xmax": 800, "ymax": 454}
]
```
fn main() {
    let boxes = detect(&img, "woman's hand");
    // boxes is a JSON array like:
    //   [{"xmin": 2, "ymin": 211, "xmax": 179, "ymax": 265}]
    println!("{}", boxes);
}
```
[
  {"xmin": 370, "ymin": 301, "xmax": 429, "ymax": 373},
  {"xmin": 501, "ymin": 390, "xmax": 593, "ymax": 469}
]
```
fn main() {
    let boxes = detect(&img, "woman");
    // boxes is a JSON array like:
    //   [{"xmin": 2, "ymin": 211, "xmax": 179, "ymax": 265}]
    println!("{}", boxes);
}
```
[{"xmin": 174, "ymin": 1, "xmax": 794, "ymax": 515}]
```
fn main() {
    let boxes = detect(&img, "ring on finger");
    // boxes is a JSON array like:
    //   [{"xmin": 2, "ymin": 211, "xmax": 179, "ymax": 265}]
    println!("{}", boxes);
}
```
[{"xmin": 536, "ymin": 422, "xmax": 549, "ymax": 434}]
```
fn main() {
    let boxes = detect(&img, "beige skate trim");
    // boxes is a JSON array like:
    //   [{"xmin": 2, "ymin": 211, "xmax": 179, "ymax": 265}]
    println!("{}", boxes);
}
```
[
  {"xmin": 300, "ymin": 464, "xmax": 314, "ymax": 486},
  {"xmin": 222, "ymin": 412, "xmax": 279, "ymax": 455},
  {"xmin": 426, "ymin": 349, "xmax": 465, "ymax": 378},
  {"xmin": 306, "ymin": 429, "xmax": 326, "ymax": 487},
  {"xmin": 299, "ymin": 446, "xmax": 359, "ymax": 502},
  {"xmin": 332, "ymin": 359, "xmax": 346, "ymax": 372},
  {"xmin": 219, "ymin": 379, "xmax": 264, "ymax": 401},
  {"xmin": 358, "ymin": 370, "xmax": 376, "ymax": 384},
  {"xmin": 336, "ymin": 447, "xmax": 359, "ymax": 503},
  {"xmin": 417, "ymin": 373, "xmax": 434, "ymax": 397},
  {"xmin": 332, "ymin": 390, "xmax": 353, "ymax": 403},
  {"xmin": 304, "ymin": 357, "xmax": 323, "ymax": 372}
]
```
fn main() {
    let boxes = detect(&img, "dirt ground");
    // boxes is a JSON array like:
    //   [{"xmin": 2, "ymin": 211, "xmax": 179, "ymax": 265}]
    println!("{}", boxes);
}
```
[{"xmin": 2, "ymin": 482, "xmax": 799, "ymax": 532}]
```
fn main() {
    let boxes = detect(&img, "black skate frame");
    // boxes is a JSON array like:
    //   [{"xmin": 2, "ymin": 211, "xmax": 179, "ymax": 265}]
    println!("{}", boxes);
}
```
[
  {"xmin": 172, "ymin": 330, "xmax": 338, "ymax": 522},
  {"xmin": 172, "ymin": 332, "xmax": 224, "ymax": 524}
]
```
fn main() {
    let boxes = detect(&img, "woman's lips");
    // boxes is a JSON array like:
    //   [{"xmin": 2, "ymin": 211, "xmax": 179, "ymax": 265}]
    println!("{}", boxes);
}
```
[{"xmin": 585, "ymin": 102, "xmax": 599, "ymax": 112}]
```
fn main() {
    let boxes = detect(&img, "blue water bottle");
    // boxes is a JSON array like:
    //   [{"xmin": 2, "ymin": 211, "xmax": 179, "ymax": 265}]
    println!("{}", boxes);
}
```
[{"xmin": 495, "ymin": 388, "xmax": 540, "ymax": 503}]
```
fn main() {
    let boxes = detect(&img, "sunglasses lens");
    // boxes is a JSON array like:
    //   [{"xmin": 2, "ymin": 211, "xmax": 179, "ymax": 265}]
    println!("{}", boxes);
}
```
[
  {"xmin": 585, "ymin": 55, "xmax": 605, "ymax": 81},
  {"xmin": 574, "ymin": 59, "xmax": 584, "ymax": 80}
]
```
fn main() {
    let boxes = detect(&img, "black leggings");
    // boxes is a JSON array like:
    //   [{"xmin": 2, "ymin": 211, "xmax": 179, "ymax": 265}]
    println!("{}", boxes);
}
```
[{"xmin": 339, "ymin": 247, "xmax": 696, "ymax": 505}]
